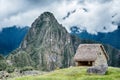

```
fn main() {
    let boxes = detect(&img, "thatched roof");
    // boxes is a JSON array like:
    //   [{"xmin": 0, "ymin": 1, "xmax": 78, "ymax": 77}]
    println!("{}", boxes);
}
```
[{"xmin": 74, "ymin": 44, "xmax": 109, "ymax": 61}]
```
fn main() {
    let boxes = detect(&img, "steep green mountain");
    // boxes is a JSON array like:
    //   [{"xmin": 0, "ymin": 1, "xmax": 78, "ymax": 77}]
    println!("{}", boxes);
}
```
[
  {"xmin": 7, "ymin": 12, "xmax": 120, "ymax": 71},
  {"xmin": 104, "ymin": 45, "xmax": 120, "ymax": 67},
  {"xmin": 8, "ymin": 12, "xmax": 76, "ymax": 71}
]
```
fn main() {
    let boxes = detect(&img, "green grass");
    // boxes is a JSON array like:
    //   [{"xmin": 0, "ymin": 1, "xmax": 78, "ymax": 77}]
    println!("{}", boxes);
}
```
[{"xmin": 11, "ymin": 67, "xmax": 120, "ymax": 80}]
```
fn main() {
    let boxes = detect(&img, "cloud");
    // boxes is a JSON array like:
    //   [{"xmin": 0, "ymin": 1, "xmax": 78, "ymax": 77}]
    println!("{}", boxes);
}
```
[
  {"xmin": 61, "ymin": 0, "xmax": 120, "ymax": 34},
  {"xmin": 0, "ymin": 0, "xmax": 120, "ymax": 34},
  {"xmin": 0, "ymin": 9, "xmax": 42, "ymax": 28}
]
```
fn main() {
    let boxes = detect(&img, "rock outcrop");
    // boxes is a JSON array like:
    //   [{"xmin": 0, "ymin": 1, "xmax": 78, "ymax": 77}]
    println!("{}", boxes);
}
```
[{"xmin": 87, "ymin": 64, "xmax": 108, "ymax": 75}]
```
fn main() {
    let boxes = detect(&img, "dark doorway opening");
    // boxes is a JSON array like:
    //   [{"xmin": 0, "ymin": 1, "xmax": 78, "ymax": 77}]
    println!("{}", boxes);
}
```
[{"xmin": 77, "ymin": 61, "xmax": 93, "ymax": 66}]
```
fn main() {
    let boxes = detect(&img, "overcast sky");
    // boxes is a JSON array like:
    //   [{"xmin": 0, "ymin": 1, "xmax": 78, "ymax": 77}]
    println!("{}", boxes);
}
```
[{"xmin": 0, "ymin": 0, "xmax": 120, "ymax": 34}]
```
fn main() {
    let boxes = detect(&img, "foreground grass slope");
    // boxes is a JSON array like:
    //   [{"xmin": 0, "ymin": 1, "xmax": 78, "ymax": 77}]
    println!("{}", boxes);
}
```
[{"xmin": 13, "ymin": 67, "xmax": 120, "ymax": 80}]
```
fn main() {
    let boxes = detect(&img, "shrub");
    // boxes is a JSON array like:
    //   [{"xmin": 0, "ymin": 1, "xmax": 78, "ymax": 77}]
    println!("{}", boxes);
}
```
[
  {"xmin": 6, "ymin": 66, "xmax": 15, "ymax": 73},
  {"xmin": 0, "ymin": 60, "xmax": 7, "ymax": 71},
  {"xmin": 12, "ymin": 51, "xmax": 34, "ymax": 67},
  {"xmin": 0, "ymin": 54, "xmax": 4, "ymax": 60}
]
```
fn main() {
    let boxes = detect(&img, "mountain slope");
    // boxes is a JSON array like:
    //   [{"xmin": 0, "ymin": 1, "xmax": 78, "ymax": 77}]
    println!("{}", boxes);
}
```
[
  {"xmin": 8, "ymin": 12, "xmax": 76, "ymax": 71},
  {"xmin": 0, "ymin": 26, "xmax": 29, "ymax": 55},
  {"xmin": 70, "ymin": 26, "xmax": 120, "ymax": 50}
]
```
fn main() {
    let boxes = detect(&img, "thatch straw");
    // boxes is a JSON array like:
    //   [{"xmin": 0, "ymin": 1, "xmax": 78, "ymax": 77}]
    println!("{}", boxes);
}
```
[{"xmin": 74, "ymin": 44, "xmax": 109, "ymax": 61}]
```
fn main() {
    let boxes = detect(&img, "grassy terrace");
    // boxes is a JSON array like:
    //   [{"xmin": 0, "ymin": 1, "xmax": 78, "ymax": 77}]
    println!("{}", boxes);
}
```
[{"xmin": 11, "ymin": 67, "xmax": 120, "ymax": 80}]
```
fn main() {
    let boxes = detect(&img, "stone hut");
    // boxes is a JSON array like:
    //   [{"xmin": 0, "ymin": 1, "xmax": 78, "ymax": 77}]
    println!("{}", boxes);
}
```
[{"xmin": 74, "ymin": 44, "xmax": 109, "ymax": 66}]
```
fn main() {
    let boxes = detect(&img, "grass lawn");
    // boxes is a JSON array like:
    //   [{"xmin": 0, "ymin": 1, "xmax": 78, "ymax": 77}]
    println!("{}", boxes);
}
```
[{"xmin": 11, "ymin": 67, "xmax": 120, "ymax": 80}]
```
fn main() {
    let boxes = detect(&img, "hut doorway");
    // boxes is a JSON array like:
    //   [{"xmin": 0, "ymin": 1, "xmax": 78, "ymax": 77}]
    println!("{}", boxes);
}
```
[{"xmin": 77, "ymin": 61, "xmax": 93, "ymax": 66}]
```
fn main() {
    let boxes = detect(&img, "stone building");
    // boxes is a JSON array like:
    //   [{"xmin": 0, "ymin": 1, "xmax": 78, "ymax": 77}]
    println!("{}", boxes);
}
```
[{"xmin": 74, "ymin": 44, "xmax": 109, "ymax": 66}]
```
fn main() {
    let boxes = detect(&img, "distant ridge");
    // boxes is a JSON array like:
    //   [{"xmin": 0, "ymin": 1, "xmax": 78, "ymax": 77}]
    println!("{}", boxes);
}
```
[
  {"xmin": 70, "ymin": 26, "xmax": 120, "ymax": 50},
  {"xmin": 0, "ymin": 26, "xmax": 29, "ymax": 55}
]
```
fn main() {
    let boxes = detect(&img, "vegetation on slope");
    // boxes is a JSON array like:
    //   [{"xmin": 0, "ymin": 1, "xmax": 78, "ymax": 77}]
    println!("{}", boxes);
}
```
[
  {"xmin": 8, "ymin": 12, "xmax": 76, "ymax": 71},
  {"xmin": 12, "ymin": 67, "xmax": 120, "ymax": 80}
]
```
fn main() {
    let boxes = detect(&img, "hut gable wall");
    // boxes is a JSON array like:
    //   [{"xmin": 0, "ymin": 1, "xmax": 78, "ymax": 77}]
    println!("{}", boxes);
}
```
[
  {"xmin": 74, "ymin": 44, "xmax": 108, "ymax": 66},
  {"xmin": 94, "ymin": 46, "xmax": 107, "ymax": 66}
]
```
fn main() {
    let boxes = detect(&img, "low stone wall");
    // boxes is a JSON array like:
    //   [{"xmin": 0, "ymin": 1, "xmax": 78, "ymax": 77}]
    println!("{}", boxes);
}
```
[{"xmin": 21, "ymin": 70, "xmax": 43, "ymax": 76}]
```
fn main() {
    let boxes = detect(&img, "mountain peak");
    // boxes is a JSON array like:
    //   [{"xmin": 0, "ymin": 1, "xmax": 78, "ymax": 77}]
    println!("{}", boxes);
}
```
[
  {"xmin": 31, "ymin": 12, "xmax": 58, "ymax": 28},
  {"xmin": 41, "ymin": 12, "xmax": 54, "ymax": 18},
  {"xmin": 40, "ymin": 12, "xmax": 55, "ymax": 22}
]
